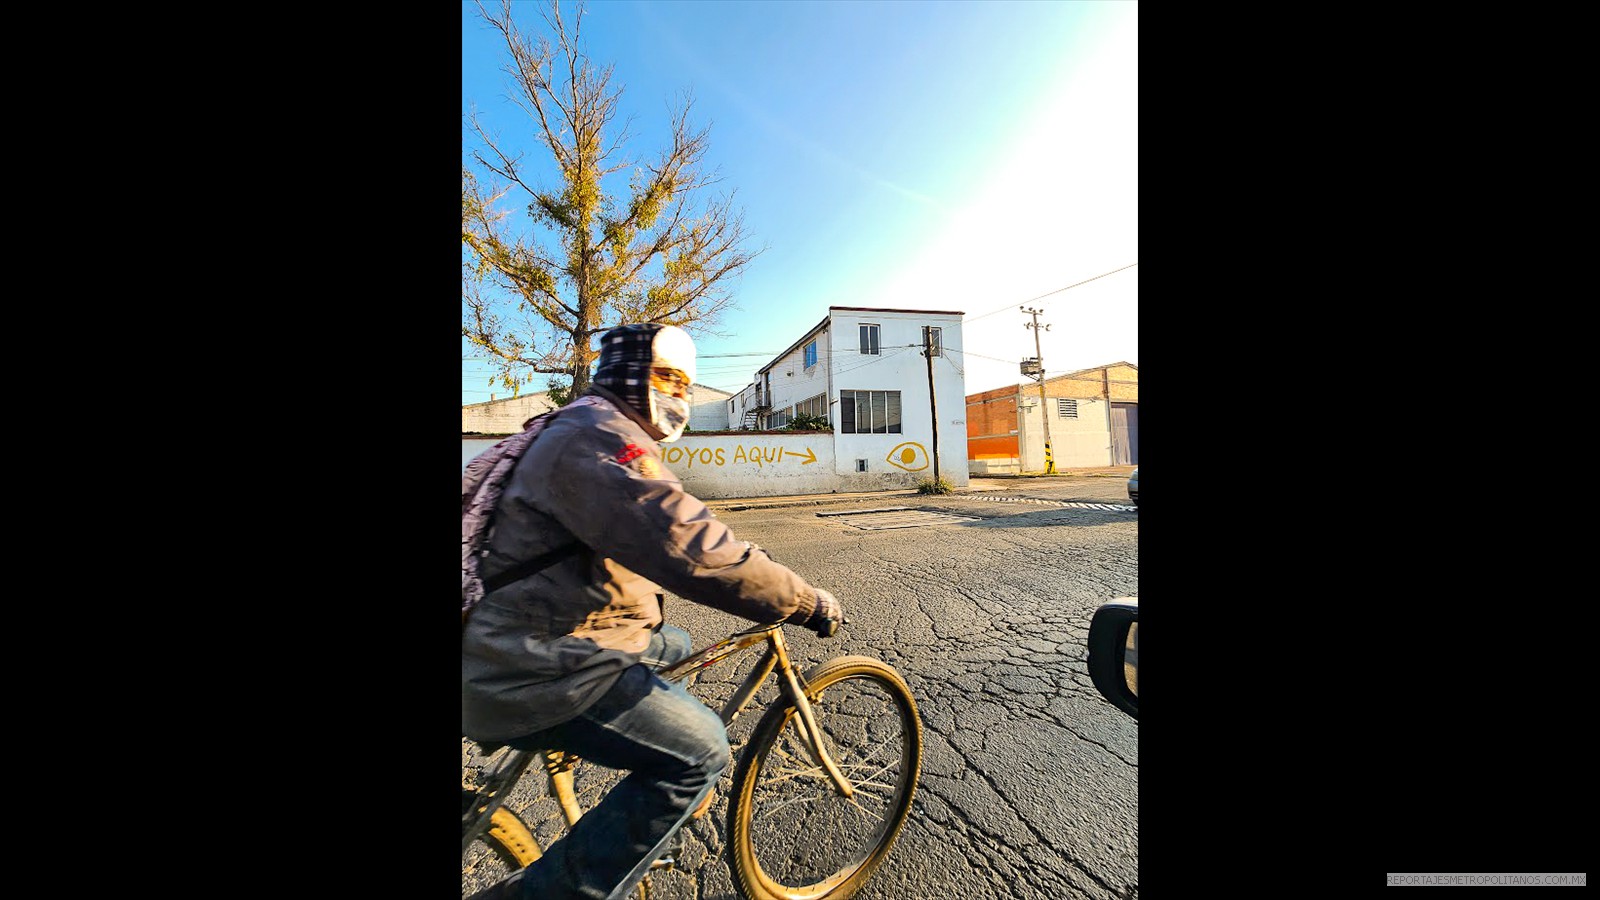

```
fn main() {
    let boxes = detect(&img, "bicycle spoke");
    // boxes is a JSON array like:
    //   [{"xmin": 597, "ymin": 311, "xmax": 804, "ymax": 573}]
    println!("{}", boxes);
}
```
[
  {"xmin": 840, "ymin": 794, "xmax": 888, "ymax": 823},
  {"xmin": 849, "ymin": 752, "xmax": 903, "ymax": 790},
  {"xmin": 838, "ymin": 779, "xmax": 899, "ymax": 797},
  {"xmin": 756, "ymin": 756, "xmax": 900, "ymax": 791},
  {"xmin": 755, "ymin": 791, "xmax": 835, "ymax": 817}
]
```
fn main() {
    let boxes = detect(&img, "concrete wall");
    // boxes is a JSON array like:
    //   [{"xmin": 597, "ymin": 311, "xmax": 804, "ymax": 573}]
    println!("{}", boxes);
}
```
[
  {"xmin": 464, "ymin": 432, "xmax": 832, "ymax": 498},
  {"xmin": 969, "ymin": 458, "xmax": 1022, "ymax": 475},
  {"xmin": 462, "ymin": 392, "xmax": 557, "ymax": 435},
  {"xmin": 662, "ymin": 432, "xmax": 837, "ymax": 498},
  {"xmin": 464, "ymin": 430, "xmax": 960, "ymax": 498}
]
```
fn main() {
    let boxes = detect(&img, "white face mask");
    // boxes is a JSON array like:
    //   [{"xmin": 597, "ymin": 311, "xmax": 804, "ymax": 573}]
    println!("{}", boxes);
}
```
[{"xmin": 649, "ymin": 388, "xmax": 690, "ymax": 442}]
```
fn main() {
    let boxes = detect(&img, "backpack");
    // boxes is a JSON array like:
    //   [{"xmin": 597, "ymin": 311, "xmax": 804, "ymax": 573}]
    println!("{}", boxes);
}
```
[{"xmin": 462, "ymin": 396, "xmax": 602, "ymax": 626}]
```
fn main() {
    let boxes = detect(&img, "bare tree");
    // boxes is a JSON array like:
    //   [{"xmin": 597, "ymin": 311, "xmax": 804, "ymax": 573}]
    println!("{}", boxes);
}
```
[{"xmin": 463, "ymin": 0, "xmax": 763, "ymax": 397}]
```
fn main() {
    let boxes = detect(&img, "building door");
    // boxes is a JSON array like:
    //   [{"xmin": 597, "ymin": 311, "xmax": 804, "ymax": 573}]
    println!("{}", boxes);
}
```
[{"xmin": 1110, "ymin": 403, "xmax": 1138, "ymax": 465}]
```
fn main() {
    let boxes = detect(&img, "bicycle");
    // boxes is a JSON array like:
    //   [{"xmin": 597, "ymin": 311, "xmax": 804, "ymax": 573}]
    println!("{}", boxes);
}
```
[{"xmin": 462, "ymin": 618, "xmax": 923, "ymax": 900}]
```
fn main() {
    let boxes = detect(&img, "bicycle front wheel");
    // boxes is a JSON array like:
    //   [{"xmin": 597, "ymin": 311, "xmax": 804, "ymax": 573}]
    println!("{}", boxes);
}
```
[{"xmin": 728, "ymin": 655, "xmax": 922, "ymax": 900}]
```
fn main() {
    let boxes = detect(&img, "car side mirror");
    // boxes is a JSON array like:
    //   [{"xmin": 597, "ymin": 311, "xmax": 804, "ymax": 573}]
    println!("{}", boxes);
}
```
[{"xmin": 1088, "ymin": 597, "xmax": 1138, "ymax": 719}]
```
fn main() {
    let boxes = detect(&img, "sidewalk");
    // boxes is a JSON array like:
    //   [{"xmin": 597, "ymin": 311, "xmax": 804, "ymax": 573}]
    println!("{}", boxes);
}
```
[{"xmin": 704, "ymin": 466, "xmax": 1135, "ymax": 511}]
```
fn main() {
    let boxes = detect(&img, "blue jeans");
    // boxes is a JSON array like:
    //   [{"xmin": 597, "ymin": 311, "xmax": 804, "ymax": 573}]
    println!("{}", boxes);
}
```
[{"xmin": 505, "ymin": 625, "xmax": 728, "ymax": 900}]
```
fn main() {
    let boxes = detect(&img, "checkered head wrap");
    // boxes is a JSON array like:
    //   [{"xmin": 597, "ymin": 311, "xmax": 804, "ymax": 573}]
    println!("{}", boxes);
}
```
[{"xmin": 592, "ymin": 323, "xmax": 663, "ymax": 416}]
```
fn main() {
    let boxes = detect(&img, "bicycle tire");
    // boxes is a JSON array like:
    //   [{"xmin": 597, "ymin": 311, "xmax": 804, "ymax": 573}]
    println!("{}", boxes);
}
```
[
  {"xmin": 463, "ymin": 741, "xmax": 543, "ymax": 897},
  {"xmin": 463, "ymin": 790, "xmax": 542, "ymax": 862},
  {"xmin": 728, "ymin": 655, "xmax": 922, "ymax": 900},
  {"xmin": 464, "ymin": 749, "xmax": 655, "ymax": 900}
]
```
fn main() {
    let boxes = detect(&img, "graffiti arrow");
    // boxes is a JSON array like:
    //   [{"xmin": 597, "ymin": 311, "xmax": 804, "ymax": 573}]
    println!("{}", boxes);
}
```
[{"xmin": 783, "ymin": 447, "xmax": 817, "ymax": 465}]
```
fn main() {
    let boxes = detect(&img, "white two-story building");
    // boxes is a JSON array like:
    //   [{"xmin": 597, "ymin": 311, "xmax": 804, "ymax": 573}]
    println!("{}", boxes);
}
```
[{"xmin": 713, "ymin": 306, "xmax": 967, "ymax": 493}]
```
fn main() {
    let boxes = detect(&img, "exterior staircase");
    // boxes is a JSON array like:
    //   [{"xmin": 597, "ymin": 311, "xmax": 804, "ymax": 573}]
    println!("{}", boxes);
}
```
[{"xmin": 741, "ymin": 410, "xmax": 760, "ymax": 430}]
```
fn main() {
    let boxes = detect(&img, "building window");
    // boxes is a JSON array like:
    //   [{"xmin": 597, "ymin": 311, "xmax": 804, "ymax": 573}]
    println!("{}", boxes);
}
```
[
  {"xmin": 795, "ymin": 393, "xmax": 827, "ymax": 420},
  {"xmin": 771, "ymin": 407, "xmax": 793, "ymax": 428},
  {"xmin": 859, "ymin": 324, "xmax": 880, "ymax": 355},
  {"xmin": 1057, "ymin": 398, "xmax": 1078, "ymax": 418},
  {"xmin": 839, "ymin": 390, "xmax": 901, "ymax": 434},
  {"xmin": 804, "ymin": 340, "xmax": 817, "ymax": 369},
  {"xmin": 925, "ymin": 326, "xmax": 942, "ymax": 357}
]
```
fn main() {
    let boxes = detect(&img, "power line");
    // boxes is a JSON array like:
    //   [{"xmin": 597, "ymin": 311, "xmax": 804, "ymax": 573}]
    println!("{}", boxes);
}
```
[
  {"xmin": 464, "ymin": 343, "xmax": 918, "ymax": 375},
  {"xmin": 946, "ymin": 347, "xmax": 1134, "ymax": 386},
  {"xmin": 464, "ymin": 350, "xmax": 913, "ymax": 400},
  {"xmin": 964, "ymin": 263, "xmax": 1138, "ymax": 324},
  {"xmin": 465, "ymin": 266, "xmax": 1133, "ymax": 391},
  {"xmin": 946, "ymin": 347, "xmax": 1013, "ymax": 364}
]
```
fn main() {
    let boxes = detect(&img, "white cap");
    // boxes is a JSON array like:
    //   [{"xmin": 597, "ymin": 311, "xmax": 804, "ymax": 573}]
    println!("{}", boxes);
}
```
[{"xmin": 652, "ymin": 325, "xmax": 697, "ymax": 385}]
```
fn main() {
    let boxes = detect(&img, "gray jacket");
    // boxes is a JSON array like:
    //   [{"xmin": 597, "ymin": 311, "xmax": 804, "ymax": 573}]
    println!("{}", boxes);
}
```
[{"xmin": 462, "ymin": 387, "xmax": 821, "ymax": 741}]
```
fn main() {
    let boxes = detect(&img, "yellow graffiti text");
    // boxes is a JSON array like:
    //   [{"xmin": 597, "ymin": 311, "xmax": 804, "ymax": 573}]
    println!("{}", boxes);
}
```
[
  {"xmin": 661, "ymin": 446, "xmax": 727, "ymax": 468},
  {"xmin": 732, "ymin": 445, "xmax": 783, "ymax": 467},
  {"xmin": 660, "ymin": 444, "xmax": 820, "ymax": 468}
]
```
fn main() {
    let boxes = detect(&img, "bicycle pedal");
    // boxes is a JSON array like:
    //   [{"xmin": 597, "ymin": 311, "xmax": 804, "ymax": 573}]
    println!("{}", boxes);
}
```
[{"xmin": 651, "ymin": 830, "xmax": 686, "ymax": 870}]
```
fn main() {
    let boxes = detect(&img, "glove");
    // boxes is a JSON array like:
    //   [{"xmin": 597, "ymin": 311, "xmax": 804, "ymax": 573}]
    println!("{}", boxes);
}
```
[{"xmin": 795, "ymin": 587, "xmax": 844, "ymax": 638}]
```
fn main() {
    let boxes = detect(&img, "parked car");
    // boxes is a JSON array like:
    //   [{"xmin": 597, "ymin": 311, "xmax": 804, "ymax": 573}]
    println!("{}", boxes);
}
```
[
  {"xmin": 1087, "ymin": 597, "xmax": 1137, "ymax": 719},
  {"xmin": 1126, "ymin": 466, "xmax": 1138, "ymax": 506}
]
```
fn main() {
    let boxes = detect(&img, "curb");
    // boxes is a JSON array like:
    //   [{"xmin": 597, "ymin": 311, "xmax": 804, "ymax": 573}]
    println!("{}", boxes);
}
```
[
  {"xmin": 708, "ymin": 491, "xmax": 921, "ymax": 512},
  {"xmin": 708, "ymin": 485, "xmax": 1019, "ymax": 512}
]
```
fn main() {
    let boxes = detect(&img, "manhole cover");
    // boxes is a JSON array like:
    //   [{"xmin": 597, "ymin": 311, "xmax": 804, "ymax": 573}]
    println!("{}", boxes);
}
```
[{"xmin": 817, "ymin": 507, "xmax": 981, "ymax": 530}]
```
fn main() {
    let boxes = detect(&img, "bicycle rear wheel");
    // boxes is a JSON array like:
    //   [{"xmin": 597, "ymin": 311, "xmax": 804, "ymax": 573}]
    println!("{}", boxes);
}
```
[
  {"xmin": 463, "ymin": 740, "xmax": 658, "ymax": 899},
  {"xmin": 462, "ymin": 742, "xmax": 542, "ymax": 897},
  {"xmin": 728, "ymin": 655, "xmax": 922, "ymax": 900}
]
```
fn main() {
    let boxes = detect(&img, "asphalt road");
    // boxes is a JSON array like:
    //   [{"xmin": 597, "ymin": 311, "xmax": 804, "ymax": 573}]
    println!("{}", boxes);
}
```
[{"xmin": 632, "ymin": 474, "xmax": 1139, "ymax": 900}]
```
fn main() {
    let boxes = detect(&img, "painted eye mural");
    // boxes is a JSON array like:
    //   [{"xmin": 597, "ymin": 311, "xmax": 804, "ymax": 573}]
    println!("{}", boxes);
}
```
[{"xmin": 885, "ymin": 441, "xmax": 930, "ymax": 472}]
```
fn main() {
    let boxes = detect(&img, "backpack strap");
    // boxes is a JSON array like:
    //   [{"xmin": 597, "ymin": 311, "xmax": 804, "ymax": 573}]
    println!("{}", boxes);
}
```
[{"xmin": 481, "ymin": 543, "xmax": 584, "ymax": 594}]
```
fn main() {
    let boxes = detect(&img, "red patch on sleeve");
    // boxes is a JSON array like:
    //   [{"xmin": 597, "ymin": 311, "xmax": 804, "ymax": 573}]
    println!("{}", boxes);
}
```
[{"xmin": 617, "ymin": 443, "xmax": 646, "ymax": 465}]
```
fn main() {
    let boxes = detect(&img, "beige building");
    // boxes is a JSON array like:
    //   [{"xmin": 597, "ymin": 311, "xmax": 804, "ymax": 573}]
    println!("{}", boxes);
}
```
[{"xmin": 965, "ymin": 362, "xmax": 1138, "ymax": 474}]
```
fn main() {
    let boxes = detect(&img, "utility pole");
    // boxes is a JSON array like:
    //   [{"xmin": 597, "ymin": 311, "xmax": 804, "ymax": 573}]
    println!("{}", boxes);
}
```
[
  {"xmin": 923, "ymin": 325, "xmax": 941, "ymax": 486},
  {"xmin": 1022, "ymin": 306, "xmax": 1055, "ymax": 474}
]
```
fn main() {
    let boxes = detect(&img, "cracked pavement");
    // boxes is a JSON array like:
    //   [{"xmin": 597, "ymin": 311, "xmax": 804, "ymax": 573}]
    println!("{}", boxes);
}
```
[{"xmin": 595, "ymin": 475, "xmax": 1138, "ymax": 900}]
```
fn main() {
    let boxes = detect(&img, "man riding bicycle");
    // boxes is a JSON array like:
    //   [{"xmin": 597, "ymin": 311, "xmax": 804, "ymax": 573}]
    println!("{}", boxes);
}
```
[{"xmin": 463, "ymin": 322, "xmax": 843, "ymax": 900}]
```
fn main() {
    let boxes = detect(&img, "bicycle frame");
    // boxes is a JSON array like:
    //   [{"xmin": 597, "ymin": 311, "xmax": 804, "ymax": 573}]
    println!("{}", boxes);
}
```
[
  {"xmin": 465, "ymin": 622, "xmax": 856, "ymax": 858},
  {"xmin": 658, "ymin": 622, "xmax": 855, "ymax": 799}
]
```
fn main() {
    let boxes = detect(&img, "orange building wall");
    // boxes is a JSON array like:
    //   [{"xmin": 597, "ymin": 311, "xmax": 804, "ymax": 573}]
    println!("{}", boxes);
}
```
[
  {"xmin": 968, "ymin": 435, "xmax": 1020, "ymax": 460},
  {"xmin": 965, "ymin": 388, "xmax": 1020, "ymax": 460}
]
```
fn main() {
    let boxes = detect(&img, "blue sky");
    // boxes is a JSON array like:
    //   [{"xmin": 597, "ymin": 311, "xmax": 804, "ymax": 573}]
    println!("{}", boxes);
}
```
[{"xmin": 462, "ymin": 0, "xmax": 1136, "ymax": 402}]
